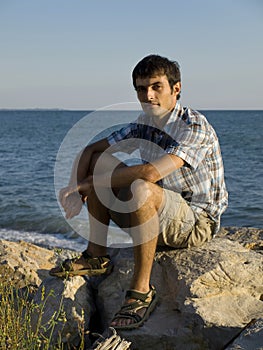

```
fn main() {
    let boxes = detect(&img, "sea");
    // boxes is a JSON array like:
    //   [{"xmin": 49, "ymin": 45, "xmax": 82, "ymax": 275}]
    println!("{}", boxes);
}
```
[{"xmin": 0, "ymin": 109, "xmax": 262, "ymax": 251}]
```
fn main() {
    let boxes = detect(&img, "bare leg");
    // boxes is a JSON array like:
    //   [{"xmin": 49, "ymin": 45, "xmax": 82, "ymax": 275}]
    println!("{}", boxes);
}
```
[
  {"xmin": 50, "ymin": 152, "xmax": 127, "ymax": 274},
  {"xmin": 85, "ymin": 183, "xmax": 110, "ymax": 257},
  {"xmin": 84, "ymin": 152, "xmax": 128, "ymax": 257},
  {"xmin": 111, "ymin": 179, "xmax": 165, "ymax": 328}
]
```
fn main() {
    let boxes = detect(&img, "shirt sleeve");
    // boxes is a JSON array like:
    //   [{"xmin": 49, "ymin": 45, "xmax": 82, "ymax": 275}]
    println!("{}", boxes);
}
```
[
  {"xmin": 165, "ymin": 120, "xmax": 212, "ymax": 170},
  {"xmin": 107, "ymin": 122, "xmax": 140, "ymax": 153}
]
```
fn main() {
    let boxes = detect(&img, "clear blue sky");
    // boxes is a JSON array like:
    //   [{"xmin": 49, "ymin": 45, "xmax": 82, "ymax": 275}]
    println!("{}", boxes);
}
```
[{"xmin": 0, "ymin": 0, "xmax": 262, "ymax": 110}]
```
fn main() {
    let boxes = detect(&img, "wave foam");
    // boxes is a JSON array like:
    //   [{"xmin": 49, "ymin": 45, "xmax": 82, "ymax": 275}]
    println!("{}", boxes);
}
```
[{"xmin": 0, "ymin": 228, "xmax": 86, "ymax": 252}]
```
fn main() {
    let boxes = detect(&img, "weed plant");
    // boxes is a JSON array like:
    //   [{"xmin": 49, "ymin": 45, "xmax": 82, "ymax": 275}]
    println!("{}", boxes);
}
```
[{"xmin": 0, "ymin": 279, "xmax": 86, "ymax": 350}]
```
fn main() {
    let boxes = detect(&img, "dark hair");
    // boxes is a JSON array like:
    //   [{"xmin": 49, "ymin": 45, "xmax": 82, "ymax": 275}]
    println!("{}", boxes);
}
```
[{"xmin": 132, "ymin": 54, "xmax": 181, "ymax": 99}]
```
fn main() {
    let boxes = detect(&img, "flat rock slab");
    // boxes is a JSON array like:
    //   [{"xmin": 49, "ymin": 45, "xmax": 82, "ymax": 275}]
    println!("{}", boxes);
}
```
[
  {"xmin": 0, "ymin": 239, "xmax": 55, "ymax": 287},
  {"xmin": 97, "ymin": 236, "xmax": 263, "ymax": 349},
  {"xmin": 0, "ymin": 239, "xmax": 78, "ymax": 287}
]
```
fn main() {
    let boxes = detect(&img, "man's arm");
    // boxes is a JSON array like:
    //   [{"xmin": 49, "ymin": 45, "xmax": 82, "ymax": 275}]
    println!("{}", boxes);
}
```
[
  {"xmin": 76, "ymin": 138, "xmax": 110, "ymax": 185},
  {"xmin": 61, "ymin": 141, "xmax": 184, "ymax": 218},
  {"xmin": 65, "ymin": 137, "xmax": 110, "ymax": 187},
  {"xmin": 78, "ymin": 153, "xmax": 184, "ymax": 191},
  {"xmin": 59, "ymin": 138, "xmax": 110, "ymax": 218},
  {"xmin": 110, "ymin": 153, "xmax": 184, "ymax": 187}
]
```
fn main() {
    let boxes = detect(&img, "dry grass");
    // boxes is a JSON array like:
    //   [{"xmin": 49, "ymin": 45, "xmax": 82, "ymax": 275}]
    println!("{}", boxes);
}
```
[{"xmin": 0, "ymin": 278, "xmax": 86, "ymax": 350}]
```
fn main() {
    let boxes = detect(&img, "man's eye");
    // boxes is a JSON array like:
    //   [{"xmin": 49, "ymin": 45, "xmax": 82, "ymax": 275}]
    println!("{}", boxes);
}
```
[{"xmin": 153, "ymin": 85, "xmax": 162, "ymax": 90}]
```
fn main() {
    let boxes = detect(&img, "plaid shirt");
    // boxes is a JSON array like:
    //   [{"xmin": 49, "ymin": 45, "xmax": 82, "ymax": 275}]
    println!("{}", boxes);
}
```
[{"xmin": 107, "ymin": 102, "xmax": 228, "ymax": 232}]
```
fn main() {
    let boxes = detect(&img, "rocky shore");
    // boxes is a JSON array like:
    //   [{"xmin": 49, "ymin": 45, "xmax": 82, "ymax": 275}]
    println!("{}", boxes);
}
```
[{"xmin": 0, "ymin": 227, "xmax": 262, "ymax": 349}]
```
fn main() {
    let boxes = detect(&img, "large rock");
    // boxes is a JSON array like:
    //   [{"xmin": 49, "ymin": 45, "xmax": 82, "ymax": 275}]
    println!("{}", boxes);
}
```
[
  {"xmin": 96, "ymin": 229, "xmax": 263, "ymax": 349},
  {"xmin": 0, "ymin": 227, "xmax": 262, "ymax": 349},
  {"xmin": 0, "ymin": 239, "xmax": 56, "ymax": 287},
  {"xmin": 0, "ymin": 239, "xmax": 96, "ymax": 347}
]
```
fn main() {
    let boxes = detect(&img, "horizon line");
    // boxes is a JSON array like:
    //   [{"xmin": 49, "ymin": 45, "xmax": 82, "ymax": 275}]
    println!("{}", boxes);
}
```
[{"xmin": 1, "ymin": 107, "xmax": 263, "ymax": 112}]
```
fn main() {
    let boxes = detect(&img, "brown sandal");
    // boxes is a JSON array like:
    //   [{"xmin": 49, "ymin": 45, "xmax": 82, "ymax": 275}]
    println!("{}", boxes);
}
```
[
  {"xmin": 49, "ymin": 250, "xmax": 113, "ymax": 278},
  {"xmin": 111, "ymin": 285, "xmax": 158, "ymax": 330}
]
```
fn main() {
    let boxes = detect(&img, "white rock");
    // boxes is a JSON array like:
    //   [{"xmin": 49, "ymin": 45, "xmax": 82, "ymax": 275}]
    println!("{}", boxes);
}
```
[{"xmin": 97, "ymin": 237, "xmax": 263, "ymax": 349}]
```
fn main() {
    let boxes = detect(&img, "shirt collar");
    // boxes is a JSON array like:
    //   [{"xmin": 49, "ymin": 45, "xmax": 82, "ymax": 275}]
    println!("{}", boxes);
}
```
[
  {"xmin": 139, "ymin": 101, "xmax": 183, "ymax": 130},
  {"xmin": 169, "ymin": 101, "xmax": 182, "ymax": 121},
  {"xmin": 162, "ymin": 101, "xmax": 182, "ymax": 131}
]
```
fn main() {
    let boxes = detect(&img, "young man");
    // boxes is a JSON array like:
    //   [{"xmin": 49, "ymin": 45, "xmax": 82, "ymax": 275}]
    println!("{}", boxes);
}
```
[{"xmin": 50, "ymin": 54, "xmax": 228, "ymax": 330}]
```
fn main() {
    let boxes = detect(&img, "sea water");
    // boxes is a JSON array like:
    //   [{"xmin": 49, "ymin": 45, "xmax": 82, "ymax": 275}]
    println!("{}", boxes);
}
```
[{"xmin": 0, "ymin": 109, "xmax": 262, "ymax": 250}]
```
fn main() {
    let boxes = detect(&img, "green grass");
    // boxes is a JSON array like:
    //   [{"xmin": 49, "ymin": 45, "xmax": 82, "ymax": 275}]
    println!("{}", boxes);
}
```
[{"xmin": 0, "ymin": 278, "xmax": 86, "ymax": 350}]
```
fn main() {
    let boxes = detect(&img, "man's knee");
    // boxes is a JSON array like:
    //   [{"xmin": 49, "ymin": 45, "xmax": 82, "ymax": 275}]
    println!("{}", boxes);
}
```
[
  {"xmin": 130, "ymin": 179, "xmax": 154, "ymax": 208},
  {"xmin": 111, "ymin": 180, "xmax": 153, "ymax": 217}
]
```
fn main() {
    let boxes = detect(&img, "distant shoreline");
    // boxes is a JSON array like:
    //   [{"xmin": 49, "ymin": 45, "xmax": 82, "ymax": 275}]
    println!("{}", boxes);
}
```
[{"xmin": 1, "ymin": 108, "xmax": 263, "ymax": 112}]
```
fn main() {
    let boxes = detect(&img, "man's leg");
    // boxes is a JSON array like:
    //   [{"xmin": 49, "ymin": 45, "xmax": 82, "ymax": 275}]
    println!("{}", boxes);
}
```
[
  {"xmin": 50, "ymin": 152, "xmax": 126, "ymax": 274},
  {"xmin": 111, "ymin": 179, "xmax": 165, "ymax": 328},
  {"xmin": 84, "ymin": 152, "xmax": 128, "ymax": 257},
  {"xmin": 76, "ymin": 182, "xmax": 111, "ymax": 265},
  {"xmin": 49, "ymin": 179, "xmax": 112, "ymax": 275}
]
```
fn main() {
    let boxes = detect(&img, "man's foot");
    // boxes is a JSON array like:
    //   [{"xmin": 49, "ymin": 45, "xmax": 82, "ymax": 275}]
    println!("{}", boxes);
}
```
[
  {"xmin": 49, "ymin": 250, "xmax": 113, "ymax": 278},
  {"xmin": 110, "ymin": 285, "xmax": 158, "ymax": 330}
]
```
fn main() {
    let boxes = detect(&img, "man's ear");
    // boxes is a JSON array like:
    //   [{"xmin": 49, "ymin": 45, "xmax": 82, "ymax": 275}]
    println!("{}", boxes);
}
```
[{"xmin": 173, "ymin": 82, "xmax": 181, "ymax": 96}]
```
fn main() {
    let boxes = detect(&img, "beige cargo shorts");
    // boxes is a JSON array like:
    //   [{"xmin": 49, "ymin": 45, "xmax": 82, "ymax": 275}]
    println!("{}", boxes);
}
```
[
  {"xmin": 157, "ymin": 189, "xmax": 215, "ymax": 248},
  {"xmin": 109, "ymin": 187, "xmax": 215, "ymax": 248}
]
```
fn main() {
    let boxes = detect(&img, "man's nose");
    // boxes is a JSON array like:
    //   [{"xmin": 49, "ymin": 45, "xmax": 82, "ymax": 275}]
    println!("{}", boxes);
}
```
[{"xmin": 146, "ymin": 87, "xmax": 155, "ymax": 101}]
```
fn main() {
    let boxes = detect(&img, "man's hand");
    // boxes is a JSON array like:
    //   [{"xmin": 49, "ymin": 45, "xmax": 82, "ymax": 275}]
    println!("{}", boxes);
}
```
[{"xmin": 59, "ymin": 185, "xmax": 84, "ymax": 219}]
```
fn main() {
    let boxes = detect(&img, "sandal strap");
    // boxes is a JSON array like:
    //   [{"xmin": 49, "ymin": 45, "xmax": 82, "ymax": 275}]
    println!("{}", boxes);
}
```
[
  {"xmin": 82, "ymin": 250, "xmax": 110, "ymax": 264},
  {"xmin": 111, "ymin": 285, "xmax": 158, "ymax": 328},
  {"xmin": 111, "ymin": 311, "xmax": 142, "ymax": 324},
  {"xmin": 126, "ymin": 285, "xmax": 156, "ymax": 302},
  {"xmin": 61, "ymin": 252, "xmax": 111, "ymax": 272},
  {"xmin": 118, "ymin": 301, "xmax": 145, "ymax": 315}
]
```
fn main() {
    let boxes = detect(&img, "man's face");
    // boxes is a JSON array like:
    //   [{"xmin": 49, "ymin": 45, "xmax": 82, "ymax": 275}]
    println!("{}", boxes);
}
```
[{"xmin": 135, "ymin": 75, "xmax": 181, "ymax": 118}]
